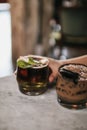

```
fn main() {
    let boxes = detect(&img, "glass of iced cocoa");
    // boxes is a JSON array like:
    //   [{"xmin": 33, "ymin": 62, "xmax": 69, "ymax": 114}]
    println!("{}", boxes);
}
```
[{"xmin": 56, "ymin": 63, "xmax": 87, "ymax": 109}]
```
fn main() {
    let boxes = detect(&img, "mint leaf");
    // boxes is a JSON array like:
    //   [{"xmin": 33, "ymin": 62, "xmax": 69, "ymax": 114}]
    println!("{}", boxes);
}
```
[
  {"xmin": 17, "ymin": 60, "xmax": 31, "ymax": 68},
  {"xmin": 17, "ymin": 57, "xmax": 41, "ymax": 68}
]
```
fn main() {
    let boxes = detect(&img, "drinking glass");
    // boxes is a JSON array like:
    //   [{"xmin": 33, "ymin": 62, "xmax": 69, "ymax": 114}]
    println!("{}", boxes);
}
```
[
  {"xmin": 56, "ymin": 63, "xmax": 87, "ymax": 109},
  {"xmin": 16, "ymin": 55, "xmax": 49, "ymax": 96}
]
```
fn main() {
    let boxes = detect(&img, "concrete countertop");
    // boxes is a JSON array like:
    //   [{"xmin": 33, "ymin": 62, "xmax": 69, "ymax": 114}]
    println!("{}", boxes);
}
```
[{"xmin": 0, "ymin": 75, "xmax": 87, "ymax": 130}]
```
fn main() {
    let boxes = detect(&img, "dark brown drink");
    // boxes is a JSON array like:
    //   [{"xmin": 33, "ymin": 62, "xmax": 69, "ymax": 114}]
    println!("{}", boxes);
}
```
[{"xmin": 16, "ymin": 55, "xmax": 49, "ymax": 96}]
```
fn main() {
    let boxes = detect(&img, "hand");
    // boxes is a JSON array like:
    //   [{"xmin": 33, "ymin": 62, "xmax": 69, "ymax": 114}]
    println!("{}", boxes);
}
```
[
  {"xmin": 48, "ymin": 55, "xmax": 87, "ymax": 83},
  {"xmin": 48, "ymin": 58, "xmax": 62, "ymax": 83}
]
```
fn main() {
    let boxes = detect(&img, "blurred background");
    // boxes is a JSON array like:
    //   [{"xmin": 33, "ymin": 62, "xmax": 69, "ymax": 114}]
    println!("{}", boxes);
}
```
[{"xmin": 0, "ymin": 0, "xmax": 87, "ymax": 77}]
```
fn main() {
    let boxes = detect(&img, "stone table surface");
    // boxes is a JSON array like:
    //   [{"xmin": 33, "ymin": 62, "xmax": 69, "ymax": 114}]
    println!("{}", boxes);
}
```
[{"xmin": 0, "ymin": 75, "xmax": 87, "ymax": 130}]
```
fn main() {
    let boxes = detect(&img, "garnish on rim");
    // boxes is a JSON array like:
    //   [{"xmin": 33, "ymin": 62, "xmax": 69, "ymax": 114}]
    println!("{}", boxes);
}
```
[{"xmin": 17, "ymin": 56, "xmax": 46, "ymax": 68}]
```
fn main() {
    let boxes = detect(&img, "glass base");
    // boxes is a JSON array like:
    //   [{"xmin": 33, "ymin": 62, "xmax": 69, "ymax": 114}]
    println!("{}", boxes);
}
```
[
  {"xmin": 57, "ymin": 97, "xmax": 87, "ymax": 110},
  {"xmin": 20, "ymin": 89, "xmax": 47, "ymax": 96},
  {"xmin": 19, "ymin": 85, "xmax": 47, "ymax": 96}
]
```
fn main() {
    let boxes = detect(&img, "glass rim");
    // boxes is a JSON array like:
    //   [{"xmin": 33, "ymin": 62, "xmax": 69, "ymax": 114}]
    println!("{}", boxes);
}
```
[{"xmin": 17, "ymin": 55, "xmax": 49, "ymax": 69}]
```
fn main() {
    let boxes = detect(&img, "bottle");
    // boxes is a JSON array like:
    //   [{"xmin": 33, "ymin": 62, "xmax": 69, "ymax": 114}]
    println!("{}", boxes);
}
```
[{"xmin": 60, "ymin": 0, "xmax": 87, "ymax": 45}]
